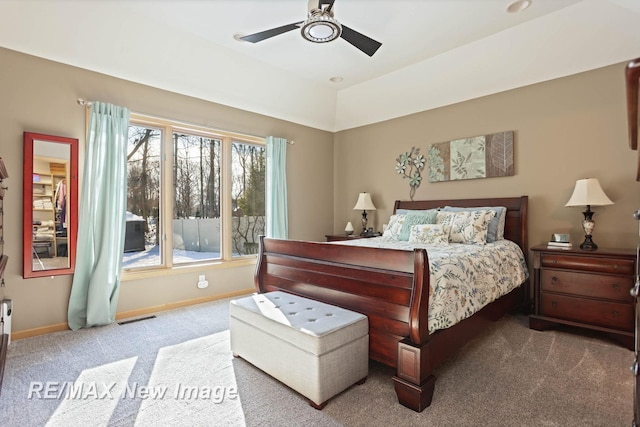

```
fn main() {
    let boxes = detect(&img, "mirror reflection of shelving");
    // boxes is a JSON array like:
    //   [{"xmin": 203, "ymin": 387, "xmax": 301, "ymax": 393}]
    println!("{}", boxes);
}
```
[{"xmin": 32, "ymin": 157, "xmax": 68, "ymax": 270}]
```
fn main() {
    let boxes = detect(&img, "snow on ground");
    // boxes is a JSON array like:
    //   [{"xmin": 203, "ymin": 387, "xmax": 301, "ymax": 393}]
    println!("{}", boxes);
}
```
[{"xmin": 122, "ymin": 245, "xmax": 224, "ymax": 269}]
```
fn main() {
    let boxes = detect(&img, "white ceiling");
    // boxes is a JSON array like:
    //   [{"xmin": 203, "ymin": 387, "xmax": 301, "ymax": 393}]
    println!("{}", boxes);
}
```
[{"xmin": 1, "ymin": 0, "xmax": 639, "ymax": 131}]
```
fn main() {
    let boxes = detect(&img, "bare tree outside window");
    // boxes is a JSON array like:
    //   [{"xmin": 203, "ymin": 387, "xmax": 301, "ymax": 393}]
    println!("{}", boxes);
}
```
[
  {"xmin": 122, "ymin": 119, "xmax": 265, "ymax": 270},
  {"xmin": 232, "ymin": 141, "xmax": 265, "ymax": 255},
  {"xmin": 172, "ymin": 133, "xmax": 221, "ymax": 264},
  {"xmin": 124, "ymin": 125, "xmax": 161, "ymax": 268}
]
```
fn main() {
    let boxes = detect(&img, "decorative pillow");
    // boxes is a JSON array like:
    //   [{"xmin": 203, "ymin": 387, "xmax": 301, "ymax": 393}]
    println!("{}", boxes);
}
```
[
  {"xmin": 382, "ymin": 214, "xmax": 406, "ymax": 240},
  {"xmin": 442, "ymin": 206, "xmax": 506, "ymax": 242},
  {"xmin": 395, "ymin": 208, "xmax": 440, "ymax": 215},
  {"xmin": 436, "ymin": 210, "xmax": 496, "ymax": 244},
  {"xmin": 398, "ymin": 209, "xmax": 438, "ymax": 241},
  {"xmin": 408, "ymin": 224, "xmax": 449, "ymax": 245}
]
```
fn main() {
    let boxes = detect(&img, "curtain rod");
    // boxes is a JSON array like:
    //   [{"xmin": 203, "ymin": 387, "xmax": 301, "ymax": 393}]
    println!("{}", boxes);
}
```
[{"xmin": 76, "ymin": 98, "xmax": 294, "ymax": 145}]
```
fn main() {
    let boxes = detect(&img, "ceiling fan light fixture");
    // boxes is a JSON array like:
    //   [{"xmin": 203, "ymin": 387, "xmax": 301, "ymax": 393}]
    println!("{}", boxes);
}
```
[{"xmin": 301, "ymin": 9, "xmax": 342, "ymax": 43}]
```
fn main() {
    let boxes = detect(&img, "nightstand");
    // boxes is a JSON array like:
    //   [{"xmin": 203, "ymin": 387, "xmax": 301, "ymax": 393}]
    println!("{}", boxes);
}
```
[
  {"xmin": 325, "ymin": 234, "xmax": 377, "ymax": 242},
  {"xmin": 529, "ymin": 244, "xmax": 636, "ymax": 350}
]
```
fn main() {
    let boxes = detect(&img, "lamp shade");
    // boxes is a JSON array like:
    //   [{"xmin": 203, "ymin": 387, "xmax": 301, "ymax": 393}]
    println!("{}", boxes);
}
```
[
  {"xmin": 353, "ymin": 192, "xmax": 376, "ymax": 211},
  {"xmin": 565, "ymin": 178, "xmax": 613, "ymax": 207}
]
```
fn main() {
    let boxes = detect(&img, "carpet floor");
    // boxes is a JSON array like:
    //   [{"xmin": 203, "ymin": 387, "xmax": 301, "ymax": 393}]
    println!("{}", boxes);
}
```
[{"xmin": 0, "ymin": 297, "xmax": 634, "ymax": 426}]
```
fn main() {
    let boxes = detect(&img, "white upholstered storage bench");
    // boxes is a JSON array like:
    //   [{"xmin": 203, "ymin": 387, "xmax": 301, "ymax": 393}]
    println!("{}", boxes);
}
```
[{"xmin": 230, "ymin": 291, "xmax": 369, "ymax": 409}]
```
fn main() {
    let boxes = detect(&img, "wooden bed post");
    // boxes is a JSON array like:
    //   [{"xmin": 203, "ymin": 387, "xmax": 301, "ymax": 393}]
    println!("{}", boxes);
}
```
[
  {"xmin": 393, "ymin": 339, "xmax": 436, "ymax": 411},
  {"xmin": 392, "ymin": 248, "xmax": 434, "ymax": 412},
  {"xmin": 254, "ymin": 235, "xmax": 267, "ymax": 293}
]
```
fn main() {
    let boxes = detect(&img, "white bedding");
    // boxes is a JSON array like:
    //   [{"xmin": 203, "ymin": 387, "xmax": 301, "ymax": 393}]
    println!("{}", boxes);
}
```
[{"xmin": 331, "ymin": 237, "xmax": 529, "ymax": 333}]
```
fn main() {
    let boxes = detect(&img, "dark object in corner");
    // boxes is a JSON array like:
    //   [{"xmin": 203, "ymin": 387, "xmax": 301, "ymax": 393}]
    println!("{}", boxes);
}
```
[{"xmin": 124, "ymin": 219, "xmax": 145, "ymax": 252}]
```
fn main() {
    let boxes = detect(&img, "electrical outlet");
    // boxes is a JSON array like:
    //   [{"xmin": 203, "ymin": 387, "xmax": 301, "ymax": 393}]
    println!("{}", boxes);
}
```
[{"xmin": 197, "ymin": 274, "xmax": 208, "ymax": 288}]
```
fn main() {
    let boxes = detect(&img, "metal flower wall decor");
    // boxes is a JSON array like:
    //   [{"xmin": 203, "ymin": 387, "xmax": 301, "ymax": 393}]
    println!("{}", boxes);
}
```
[{"xmin": 395, "ymin": 147, "xmax": 425, "ymax": 200}]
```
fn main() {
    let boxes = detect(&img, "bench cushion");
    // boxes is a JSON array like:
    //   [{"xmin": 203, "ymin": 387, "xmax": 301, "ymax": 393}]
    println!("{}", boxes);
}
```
[{"xmin": 229, "ymin": 291, "xmax": 368, "ymax": 356}]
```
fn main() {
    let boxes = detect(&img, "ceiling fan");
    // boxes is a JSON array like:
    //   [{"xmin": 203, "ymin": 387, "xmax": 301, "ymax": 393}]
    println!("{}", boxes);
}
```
[{"xmin": 239, "ymin": 0, "xmax": 382, "ymax": 57}]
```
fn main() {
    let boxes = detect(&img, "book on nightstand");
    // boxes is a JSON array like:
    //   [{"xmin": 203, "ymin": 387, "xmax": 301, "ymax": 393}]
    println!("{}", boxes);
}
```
[{"xmin": 547, "ymin": 241, "xmax": 573, "ymax": 249}]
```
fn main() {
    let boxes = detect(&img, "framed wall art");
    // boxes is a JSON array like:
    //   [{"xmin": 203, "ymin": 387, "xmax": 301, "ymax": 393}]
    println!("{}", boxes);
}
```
[{"xmin": 428, "ymin": 130, "xmax": 514, "ymax": 182}]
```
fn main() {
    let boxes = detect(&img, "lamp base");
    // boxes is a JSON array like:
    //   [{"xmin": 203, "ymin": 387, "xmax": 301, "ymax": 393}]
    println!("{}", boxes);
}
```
[
  {"xmin": 360, "ymin": 210, "xmax": 368, "ymax": 235},
  {"xmin": 579, "ymin": 235, "xmax": 598, "ymax": 251}
]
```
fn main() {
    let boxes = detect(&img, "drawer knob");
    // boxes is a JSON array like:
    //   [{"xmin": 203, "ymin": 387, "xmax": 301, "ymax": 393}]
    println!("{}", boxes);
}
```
[
  {"xmin": 611, "ymin": 283, "xmax": 620, "ymax": 290},
  {"xmin": 551, "ymin": 301, "xmax": 558, "ymax": 308},
  {"xmin": 613, "ymin": 264, "xmax": 619, "ymax": 270},
  {"xmin": 551, "ymin": 260, "xmax": 557, "ymax": 264},
  {"xmin": 631, "ymin": 281, "xmax": 640, "ymax": 298},
  {"xmin": 551, "ymin": 276, "xmax": 558, "ymax": 285},
  {"xmin": 612, "ymin": 310, "xmax": 619, "ymax": 317}
]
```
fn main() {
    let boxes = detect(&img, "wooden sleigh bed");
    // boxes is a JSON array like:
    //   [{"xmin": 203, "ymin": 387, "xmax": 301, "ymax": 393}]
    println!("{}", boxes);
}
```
[{"xmin": 254, "ymin": 196, "xmax": 529, "ymax": 412}]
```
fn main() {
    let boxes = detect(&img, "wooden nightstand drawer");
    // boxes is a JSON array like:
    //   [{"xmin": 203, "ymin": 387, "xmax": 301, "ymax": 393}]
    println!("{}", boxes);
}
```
[
  {"xmin": 530, "ymin": 245, "xmax": 636, "ymax": 349},
  {"xmin": 540, "ymin": 270, "xmax": 634, "ymax": 303},
  {"xmin": 540, "ymin": 253, "xmax": 634, "ymax": 275},
  {"xmin": 540, "ymin": 293, "xmax": 634, "ymax": 331}
]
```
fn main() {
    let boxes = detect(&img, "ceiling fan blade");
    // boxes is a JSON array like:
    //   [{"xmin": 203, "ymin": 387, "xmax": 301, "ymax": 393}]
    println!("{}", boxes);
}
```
[
  {"xmin": 319, "ymin": 0, "xmax": 336, "ymax": 13},
  {"xmin": 340, "ymin": 24, "xmax": 382, "ymax": 57},
  {"xmin": 240, "ymin": 22, "xmax": 302, "ymax": 43}
]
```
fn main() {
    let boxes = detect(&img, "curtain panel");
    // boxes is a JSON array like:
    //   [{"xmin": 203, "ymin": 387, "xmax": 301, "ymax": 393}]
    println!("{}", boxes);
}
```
[
  {"xmin": 68, "ymin": 102, "xmax": 130, "ymax": 330},
  {"xmin": 265, "ymin": 136, "xmax": 288, "ymax": 239}
]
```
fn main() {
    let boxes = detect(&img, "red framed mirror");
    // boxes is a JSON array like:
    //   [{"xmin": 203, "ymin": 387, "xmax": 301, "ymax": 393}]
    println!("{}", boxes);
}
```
[{"xmin": 23, "ymin": 132, "xmax": 78, "ymax": 278}]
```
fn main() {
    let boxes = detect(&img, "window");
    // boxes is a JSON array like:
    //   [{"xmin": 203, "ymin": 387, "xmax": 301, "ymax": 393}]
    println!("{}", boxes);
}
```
[
  {"xmin": 122, "ymin": 114, "xmax": 265, "ymax": 271},
  {"xmin": 231, "ymin": 141, "xmax": 265, "ymax": 256},
  {"xmin": 124, "ymin": 124, "xmax": 162, "ymax": 268},
  {"xmin": 172, "ymin": 132, "xmax": 221, "ymax": 265}
]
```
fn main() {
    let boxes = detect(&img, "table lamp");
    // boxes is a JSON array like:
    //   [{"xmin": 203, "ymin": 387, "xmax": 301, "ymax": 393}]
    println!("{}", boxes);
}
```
[
  {"xmin": 353, "ymin": 192, "xmax": 376, "ymax": 235},
  {"xmin": 565, "ymin": 178, "xmax": 613, "ymax": 250}
]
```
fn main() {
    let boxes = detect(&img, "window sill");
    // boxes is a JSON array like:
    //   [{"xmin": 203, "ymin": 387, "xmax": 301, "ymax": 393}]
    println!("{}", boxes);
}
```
[{"xmin": 121, "ymin": 256, "xmax": 257, "ymax": 282}]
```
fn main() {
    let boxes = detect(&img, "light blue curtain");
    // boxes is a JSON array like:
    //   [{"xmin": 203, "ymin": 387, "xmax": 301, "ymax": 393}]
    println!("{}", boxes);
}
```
[
  {"xmin": 68, "ymin": 102, "xmax": 130, "ymax": 330},
  {"xmin": 265, "ymin": 136, "xmax": 288, "ymax": 238}
]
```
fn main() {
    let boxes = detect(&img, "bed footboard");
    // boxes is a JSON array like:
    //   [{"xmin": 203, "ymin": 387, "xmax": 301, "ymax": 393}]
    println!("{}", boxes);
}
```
[{"xmin": 255, "ymin": 236, "xmax": 434, "ymax": 409}]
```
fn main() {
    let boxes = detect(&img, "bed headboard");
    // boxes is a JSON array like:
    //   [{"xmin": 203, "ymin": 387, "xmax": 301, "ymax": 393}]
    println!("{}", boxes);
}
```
[{"xmin": 393, "ymin": 196, "xmax": 528, "ymax": 253}]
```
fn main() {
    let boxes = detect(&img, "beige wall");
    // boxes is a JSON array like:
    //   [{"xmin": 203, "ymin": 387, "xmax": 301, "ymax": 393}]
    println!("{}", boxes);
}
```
[
  {"xmin": 334, "ymin": 62, "xmax": 640, "ymax": 255},
  {"xmin": 0, "ymin": 47, "xmax": 334, "ymax": 332},
  {"xmin": 3, "ymin": 46, "xmax": 638, "ymax": 334}
]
